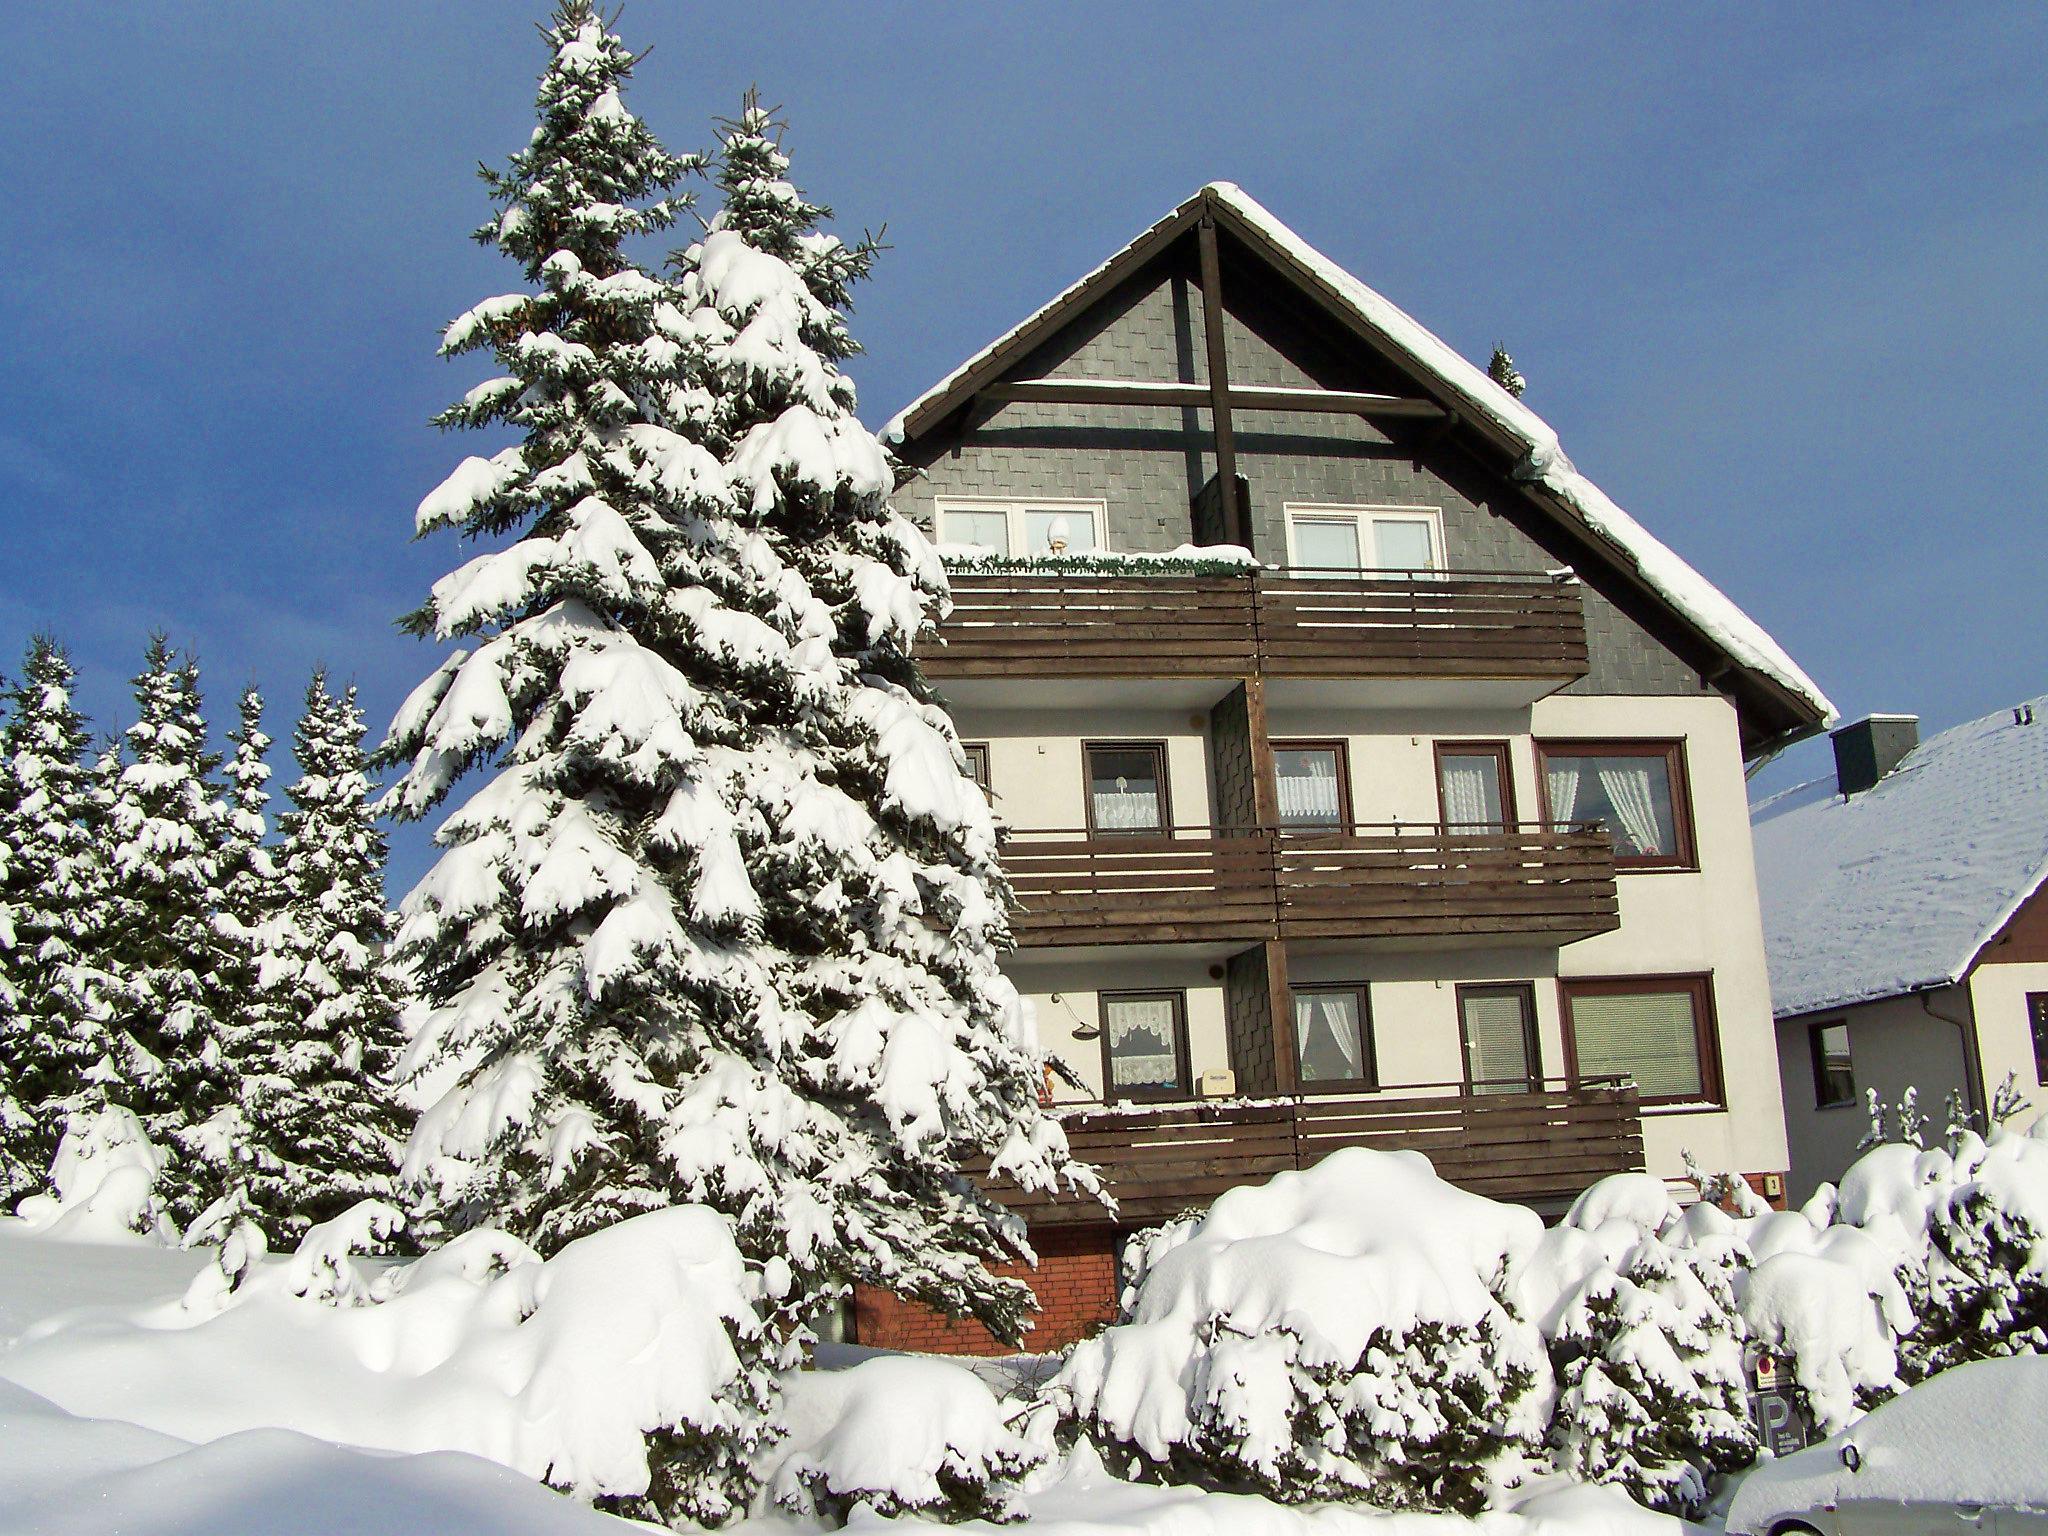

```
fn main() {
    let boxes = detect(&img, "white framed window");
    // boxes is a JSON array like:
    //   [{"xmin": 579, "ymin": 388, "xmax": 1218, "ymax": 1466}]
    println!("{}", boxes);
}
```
[
  {"xmin": 935, "ymin": 498, "xmax": 1108, "ymax": 558},
  {"xmin": 1282, "ymin": 503, "xmax": 1445, "ymax": 573}
]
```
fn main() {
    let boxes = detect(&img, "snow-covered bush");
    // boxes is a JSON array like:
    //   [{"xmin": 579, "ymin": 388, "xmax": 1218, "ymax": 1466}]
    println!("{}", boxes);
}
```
[
  {"xmin": 4, "ymin": 1203, "xmax": 778, "ymax": 1526},
  {"xmin": 1053, "ymin": 1148, "xmax": 1549, "ymax": 1513},
  {"xmin": 1900, "ymin": 1122, "xmax": 2048, "ymax": 1380},
  {"xmin": 1547, "ymin": 1232, "xmax": 1755, "ymax": 1514},
  {"xmin": 767, "ymin": 1355, "xmax": 1046, "ymax": 1524},
  {"xmin": 11, "ymin": 1107, "xmax": 174, "ymax": 1244}
]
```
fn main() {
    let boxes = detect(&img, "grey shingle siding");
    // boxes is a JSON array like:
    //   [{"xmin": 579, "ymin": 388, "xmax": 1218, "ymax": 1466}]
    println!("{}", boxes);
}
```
[{"xmin": 893, "ymin": 266, "xmax": 1704, "ymax": 699}]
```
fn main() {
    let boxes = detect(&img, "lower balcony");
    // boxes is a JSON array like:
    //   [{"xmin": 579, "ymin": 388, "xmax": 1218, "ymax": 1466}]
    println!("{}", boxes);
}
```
[
  {"xmin": 988, "ymin": 1078, "xmax": 1644, "ymax": 1223},
  {"xmin": 1000, "ymin": 824, "xmax": 1621, "ymax": 951}
]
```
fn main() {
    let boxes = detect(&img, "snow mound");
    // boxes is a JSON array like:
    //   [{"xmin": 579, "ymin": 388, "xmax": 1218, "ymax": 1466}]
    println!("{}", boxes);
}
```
[
  {"xmin": 767, "ymin": 1354, "xmax": 1046, "ymax": 1523},
  {"xmin": 1055, "ymin": 1147, "xmax": 1550, "ymax": 1511},
  {"xmin": 1, "ymin": 1205, "xmax": 771, "ymax": 1522},
  {"xmin": 10, "ymin": 1107, "xmax": 174, "ymax": 1245},
  {"xmin": 0, "ymin": 1377, "xmax": 628, "ymax": 1536}
]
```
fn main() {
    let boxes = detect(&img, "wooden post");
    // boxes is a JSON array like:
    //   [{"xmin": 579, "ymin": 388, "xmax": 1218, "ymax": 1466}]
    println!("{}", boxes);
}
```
[
  {"xmin": 1265, "ymin": 940, "xmax": 1299, "ymax": 1095},
  {"xmin": 1243, "ymin": 675, "xmax": 1280, "ymax": 828},
  {"xmin": 1240, "ymin": 674, "xmax": 1296, "ymax": 1091},
  {"xmin": 1196, "ymin": 215, "xmax": 1241, "ymax": 546}
]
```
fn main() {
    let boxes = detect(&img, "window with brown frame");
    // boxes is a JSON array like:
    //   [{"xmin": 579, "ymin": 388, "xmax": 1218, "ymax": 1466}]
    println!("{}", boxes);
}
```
[
  {"xmin": 1100, "ymin": 990, "xmax": 1191, "ymax": 1102},
  {"xmin": 2029, "ymin": 993, "xmax": 2048, "ymax": 1085},
  {"xmin": 1436, "ymin": 741, "xmax": 1517, "ymax": 832},
  {"xmin": 1084, "ymin": 741, "xmax": 1170, "ymax": 836},
  {"xmin": 1458, "ymin": 982, "xmax": 1540, "ymax": 1094},
  {"xmin": 961, "ymin": 742, "xmax": 991, "ymax": 797},
  {"xmin": 1559, "ymin": 974, "xmax": 1723, "ymax": 1107},
  {"xmin": 1809, "ymin": 1020, "xmax": 1855, "ymax": 1108},
  {"xmin": 1536, "ymin": 739, "xmax": 1696, "ymax": 870},
  {"xmin": 1291, "ymin": 983, "xmax": 1377, "ymax": 1090},
  {"xmin": 1272, "ymin": 739, "xmax": 1352, "ymax": 832}
]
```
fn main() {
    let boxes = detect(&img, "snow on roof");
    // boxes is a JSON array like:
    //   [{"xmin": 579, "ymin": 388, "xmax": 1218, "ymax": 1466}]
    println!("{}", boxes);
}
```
[
  {"xmin": 1752, "ymin": 696, "xmax": 2048, "ymax": 1017},
  {"xmin": 881, "ymin": 182, "xmax": 1833, "ymax": 729}
]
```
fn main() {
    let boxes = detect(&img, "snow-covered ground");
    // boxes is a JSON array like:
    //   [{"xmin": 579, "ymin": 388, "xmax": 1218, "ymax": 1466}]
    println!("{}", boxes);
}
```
[{"xmin": 0, "ymin": 1220, "xmax": 1690, "ymax": 1536}]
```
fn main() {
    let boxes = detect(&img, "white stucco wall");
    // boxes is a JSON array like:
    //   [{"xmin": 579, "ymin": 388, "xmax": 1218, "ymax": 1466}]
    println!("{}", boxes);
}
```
[
  {"xmin": 1968, "ymin": 959, "xmax": 2048, "ymax": 1116},
  {"xmin": 961, "ymin": 690, "xmax": 1790, "ymax": 1186}
]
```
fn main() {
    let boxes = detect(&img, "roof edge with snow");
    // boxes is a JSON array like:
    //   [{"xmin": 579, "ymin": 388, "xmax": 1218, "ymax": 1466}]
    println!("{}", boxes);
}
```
[{"xmin": 883, "ymin": 182, "xmax": 1834, "ymax": 745}]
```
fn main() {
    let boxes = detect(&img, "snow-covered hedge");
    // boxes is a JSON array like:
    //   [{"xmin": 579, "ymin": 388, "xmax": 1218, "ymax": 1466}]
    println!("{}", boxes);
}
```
[
  {"xmin": 4, "ymin": 1202, "xmax": 778, "ymax": 1527},
  {"xmin": 767, "ymin": 1354, "xmax": 1046, "ymax": 1523},
  {"xmin": 1053, "ymin": 1148, "xmax": 1551, "ymax": 1513}
]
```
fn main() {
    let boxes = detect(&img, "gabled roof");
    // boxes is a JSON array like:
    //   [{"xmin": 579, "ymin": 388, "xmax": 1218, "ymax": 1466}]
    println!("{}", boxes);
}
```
[
  {"xmin": 1752, "ymin": 696, "xmax": 2048, "ymax": 1018},
  {"xmin": 883, "ymin": 182, "xmax": 1834, "ymax": 743}
]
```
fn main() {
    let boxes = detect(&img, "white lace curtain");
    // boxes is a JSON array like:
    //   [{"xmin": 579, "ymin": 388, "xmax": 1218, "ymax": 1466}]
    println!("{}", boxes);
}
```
[
  {"xmin": 1092, "ymin": 788, "xmax": 1161, "ymax": 831},
  {"xmin": 1545, "ymin": 760, "xmax": 1582, "ymax": 828},
  {"xmin": 1278, "ymin": 760, "xmax": 1341, "ymax": 823},
  {"xmin": 1440, "ymin": 758, "xmax": 1495, "ymax": 830},
  {"xmin": 1294, "ymin": 993, "xmax": 1363, "ymax": 1081},
  {"xmin": 1107, "ymin": 997, "xmax": 1179, "ymax": 1088},
  {"xmin": 1598, "ymin": 761, "xmax": 1663, "ymax": 856}
]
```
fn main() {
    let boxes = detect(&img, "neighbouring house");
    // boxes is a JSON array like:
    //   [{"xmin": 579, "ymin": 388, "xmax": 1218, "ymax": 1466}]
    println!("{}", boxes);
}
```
[
  {"xmin": 869, "ymin": 182, "xmax": 1833, "ymax": 1353},
  {"xmin": 1753, "ymin": 700, "xmax": 2048, "ymax": 1203}
]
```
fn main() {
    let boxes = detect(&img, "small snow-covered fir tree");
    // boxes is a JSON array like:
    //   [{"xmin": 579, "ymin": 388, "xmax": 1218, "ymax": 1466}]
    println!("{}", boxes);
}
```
[
  {"xmin": 1488, "ymin": 344, "xmax": 1525, "ymax": 398},
  {"xmin": 1549, "ymin": 1233, "xmax": 1756, "ymax": 1515},
  {"xmin": 0, "ymin": 638, "xmax": 103, "ymax": 1195},
  {"xmin": 93, "ymin": 636, "xmax": 240, "ymax": 1226},
  {"xmin": 382, "ymin": 22, "xmax": 1087, "ymax": 1502},
  {"xmin": 236, "ymin": 671, "xmax": 409, "ymax": 1245}
]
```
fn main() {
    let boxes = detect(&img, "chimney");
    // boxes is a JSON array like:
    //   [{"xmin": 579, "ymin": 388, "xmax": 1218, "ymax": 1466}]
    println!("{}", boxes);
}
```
[{"xmin": 1832, "ymin": 714, "xmax": 1919, "ymax": 797}]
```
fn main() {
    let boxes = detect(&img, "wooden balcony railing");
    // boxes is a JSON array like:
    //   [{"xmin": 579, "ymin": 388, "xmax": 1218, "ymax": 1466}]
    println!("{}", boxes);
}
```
[
  {"xmin": 1000, "ymin": 824, "xmax": 1621, "ymax": 948},
  {"xmin": 926, "ymin": 567, "xmax": 1588, "ymax": 683},
  {"xmin": 986, "ymin": 1079, "xmax": 1644, "ymax": 1224}
]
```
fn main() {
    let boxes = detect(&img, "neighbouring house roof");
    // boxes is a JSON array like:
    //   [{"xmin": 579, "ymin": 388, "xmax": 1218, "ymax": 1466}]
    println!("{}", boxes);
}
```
[
  {"xmin": 1752, "ymin": 696, "xmax": 2048, "ymax": 1018},
  {"xmin": 882, "ymin": 181, "xmax": 1834, "ymax": 742}
]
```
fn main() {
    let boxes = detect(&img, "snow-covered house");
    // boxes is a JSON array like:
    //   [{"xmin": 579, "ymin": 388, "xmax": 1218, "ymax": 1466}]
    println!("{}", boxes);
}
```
[
  {"xmin": 876, "ymin": 183, "xmax": 1832, "ymax": 1352},
  {"xmin": 1753, "ymin": 700, "xmax": 2048, "ymax": 1201}
]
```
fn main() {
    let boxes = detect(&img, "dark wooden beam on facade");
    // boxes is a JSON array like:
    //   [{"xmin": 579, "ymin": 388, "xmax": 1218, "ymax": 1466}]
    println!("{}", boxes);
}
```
[
  {"xmin": 1196, "ymin": 217, "xmax": 1242, "ymax": 544},
  {"xmin": 978, "ymin": 379, "xmax": 1447, "ymax": 418}
]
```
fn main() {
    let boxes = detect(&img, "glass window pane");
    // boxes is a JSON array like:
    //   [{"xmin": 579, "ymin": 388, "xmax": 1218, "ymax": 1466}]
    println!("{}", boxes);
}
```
[
  {"xmin": 1025, "ymin": 508, "xmax": 1098, "ymax": 555},
  {"xmin": 2032, "ymin": 994, "xmax": 2048, "ymax": 1084},
  {"xmin": 941, "ymin": 509, "xmax": 1010, "ymax": 554},
  {"xmin": 1813, "ymin": 1021, "xmax": 1854, "ymax": 1107},
  {"xmin": 1570, "ymin": 987, "xmax": 1705, "ymax": 1100},
  {"xmin": 1088, "ymin": 746, "xmax": 1164, "ymax": 833},
  {"xmin": 962, "ymin": 743, "xmax": 990, "ymax": 794},
  {"xmin": 1105, "ymin": 995, "xmax": 1183, "ymax": 1094},
  {"xmin": 1372, "ymin": 516, "xmax": 1438, "ymax": 572},
  {"xmin": 1295, "ymin": 990, "xmax": 1369, "ymax": 1084},
  {"xmin": 1293, "ymin": 516, "xmax": 1362, "ymax": 571},
  {"xmin": 1440, "ymin": 753, "xmax": 1505, "ymax": 831},
  {"xmin": 1275, "ymin": 747, "xmax": 1344, "ymax": 829},
  {"xmin": 1463, "ymin": 988, "xmax": 1534, "ymax": 1094},
  {"xmin": 1546, "ymin": 752, "xmax": 1678, "ymax": 858}
]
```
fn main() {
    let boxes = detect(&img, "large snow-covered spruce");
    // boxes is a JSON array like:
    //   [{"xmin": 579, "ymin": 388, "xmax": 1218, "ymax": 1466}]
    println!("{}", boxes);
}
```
[
  {"xmin": 381, "ymin": 4, "xmax": 1083, "ymax": 1512},
  {"xmin": 232, "ymin": 673, "xmax": 410, "ymax": 1246},
  {"xmin": 0, "ymin": 638, "xmax": 101, "ymax": 1197}
]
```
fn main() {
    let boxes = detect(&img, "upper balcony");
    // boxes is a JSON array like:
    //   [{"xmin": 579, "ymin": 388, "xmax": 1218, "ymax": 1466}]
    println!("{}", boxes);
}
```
[
  {"xmin": 927, "ymin": 566, "xmax": 1589, "ymax": 709},
  {"xmin": 999, "ymin": 822, "xmax": 1621, "ymax": 953}
]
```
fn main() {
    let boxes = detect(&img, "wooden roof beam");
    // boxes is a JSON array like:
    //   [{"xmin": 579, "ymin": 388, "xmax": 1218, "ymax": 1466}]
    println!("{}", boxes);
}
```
[{"xmin": 978, "ymin": 378, "xmax": 1449, "ymax": 418}]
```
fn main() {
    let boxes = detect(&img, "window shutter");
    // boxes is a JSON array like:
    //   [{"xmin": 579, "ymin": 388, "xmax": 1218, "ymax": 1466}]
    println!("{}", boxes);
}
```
[{"xmin": 1570, "ymin": 988, "xmax": 1704, "ymax": 1099}]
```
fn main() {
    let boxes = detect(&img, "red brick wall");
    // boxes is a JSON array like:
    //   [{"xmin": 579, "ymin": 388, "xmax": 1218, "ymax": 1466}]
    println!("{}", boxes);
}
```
[
  {"xmin": 851, "ymin": 1225, "xmax": 1119, "ymax": 1356},
  {"xmin": 1737, "ymin": 1170, "xmax": 1790, "ymax": 1211}
]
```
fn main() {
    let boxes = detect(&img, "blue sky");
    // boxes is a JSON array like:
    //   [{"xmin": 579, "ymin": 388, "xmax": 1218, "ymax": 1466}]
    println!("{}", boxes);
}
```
[{"xmin": 3, "ymin": 3, "xmax": 2043, "ymax": 892}]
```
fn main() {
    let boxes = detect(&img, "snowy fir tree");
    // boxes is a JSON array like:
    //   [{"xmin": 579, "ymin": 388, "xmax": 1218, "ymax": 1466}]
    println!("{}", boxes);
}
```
[
  {"xmin": 235, "ymin": 671, "xmax": 409, "ymax": 1246},
  {"xmin": 0, "ymin": 637, "xmax": 102, "ymax": 1196},
  {"xmin": 1488, "ymin": 343, "xmax": 1526, "ymax": 398},
  {"xmin": 92, "ymin": 636, "xmax": 243, "ymax": 1228},
  {"xmin": 381, "ymin": 18, "xmax": 1087, "ymax": 1505},
  {"xmin": 1548, "ymin": 1233, "xmax": 1756, "ymax": 1515}
]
